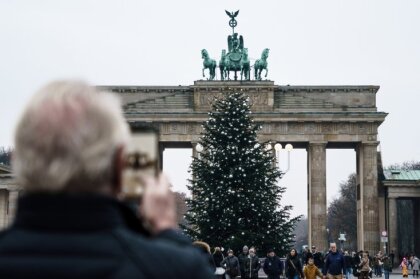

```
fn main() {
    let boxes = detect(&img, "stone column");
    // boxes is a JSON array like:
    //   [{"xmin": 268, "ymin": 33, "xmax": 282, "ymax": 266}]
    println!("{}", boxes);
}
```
[
  {"xmin": 0, "ymin": 190, "xmax": 8, "ymax": 229},
  {"xmin": 356, "ymin": 142, "xmax": 380, "ymax": 254},
  {"xmin": 307, "ymin": 142, "xmax": 327, "ymax": 251},
  {"xmin": 388, "ymin": 197, "xmax": 398, "ymax": 265}
]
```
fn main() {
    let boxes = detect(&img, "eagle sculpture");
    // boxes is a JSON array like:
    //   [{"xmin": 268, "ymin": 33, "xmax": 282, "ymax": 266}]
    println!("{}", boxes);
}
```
[{"xmin": 225, "ymin": 10, "xmax": 239, "ymax": 19}]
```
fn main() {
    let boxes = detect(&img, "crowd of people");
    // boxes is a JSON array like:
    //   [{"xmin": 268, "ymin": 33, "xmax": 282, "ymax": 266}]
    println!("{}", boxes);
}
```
[{"xmin": 204, "ymin": 242, "xmax": 420, "ymax": 279}]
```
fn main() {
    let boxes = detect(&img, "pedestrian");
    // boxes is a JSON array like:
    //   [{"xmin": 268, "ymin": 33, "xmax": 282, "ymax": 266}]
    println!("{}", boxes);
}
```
[
  {"xmin": 353, "ymin": 251, "xmax": 362, "ymax": 278},
  {"xmin": 390, "ymin": 251, "xmax": 395, "ymax": 268},
  {"xmin": 323, "ymin": 242, "xmax": 345, "ymax": 279},
  {"xmin": 304, "ymin": 256, "xmax": 323, "ymax": 279},
  {"xmin": 382, "ymin": 256, "xmax": 392, "ymax": 279},
  {"xmin": 243, "ymin": 247, "xmax": 261, "ymax": 279},
  {"xmin": 312, "ymin": 246, "xmax": 325, "ymax": 272},
  {"xmin": 303, "ymin": 247, "xmax": 312, "ymax": 265},
  {"xmin": 344, "ymin": 251, "xmax": 353, "ymax": 279},
  {"xmin": 264, "ymin": 248, "xmax": 284, "ymax": 279},
  {"xmin": 286, "ymin": 248, "xmax": 304, "ymax": 279},
  {"xmin": 412, "ymin": 256, "xmax": 419, "ymax": 277},
  {"xmin": 221, "ymin": 249, "xmax": 240, "ymax": 279},
  {"xmin": 374, "ymin": 252, "xmax": 383, "ymax": 277},
  {"xmin": 239, "ymin": 245, "xmax": 250, "ymax": 279},
  {"xmin": 401, "ymin": 258, "xmax": 409, "ymax": 278},
  {"xmin": 358, "ymin": 252, "xmax": 371, "ymax": 279},
  {"xmin": 367, "ymin": 251, "xmax": 374, "ymax": 278},
  {"xmin": 214, "ymin": 247, "xmax": 225, "ymax": 278},
  {"xmin": 0, "ymin": 80, "xmax": 214, "ymax": 279}
]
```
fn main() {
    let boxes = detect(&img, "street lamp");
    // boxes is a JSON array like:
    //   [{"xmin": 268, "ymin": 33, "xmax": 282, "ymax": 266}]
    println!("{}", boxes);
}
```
[
  {"xmin": 195, "ymin": 143, "xmax": 203, "ymax": 152},
  {"xmin": 326, "ymin": 228, "xmax": 330, "ymax": 250},
  {"xmin": 273, "ymin": 142, "xmax": 293, "ymax": 174},
  {"xmin": 338, "ymin": 233, "xmax": 346, "ymax": 251}
]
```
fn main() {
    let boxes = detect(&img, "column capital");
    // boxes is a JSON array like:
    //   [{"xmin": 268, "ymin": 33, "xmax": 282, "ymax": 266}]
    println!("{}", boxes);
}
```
[
  {"xmin": 307, "ymin": 142, "xmax": 327, "ymax": 150},
  {"xmin": 309, "ymin": 141, "xmax": 328, "ymax": 145},
  {"xmin": 360, "ymin": 141, "xmax": 380, "ymax": 147}
]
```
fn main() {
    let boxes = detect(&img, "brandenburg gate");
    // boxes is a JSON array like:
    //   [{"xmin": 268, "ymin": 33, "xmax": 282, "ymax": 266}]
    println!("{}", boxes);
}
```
[{"xmin": 99, "ymin": 80, "xmax": 387, "ymax": 253}]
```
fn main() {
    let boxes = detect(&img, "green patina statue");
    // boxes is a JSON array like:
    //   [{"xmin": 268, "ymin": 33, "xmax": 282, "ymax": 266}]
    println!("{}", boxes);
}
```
[
  {"xmin": 254, "ymin": 48, "xmax": 269, "ymax": 80},
  {"xmin": 201, "ymin": 10, "xmax": 269, "ymax": 81},
  {"xmin": 218, "ymin": 10, "xmax": 251, "ymax": 81},
  {"xmin": 201, "ymin": 49, "xmax": 216, "ymax": 80}
]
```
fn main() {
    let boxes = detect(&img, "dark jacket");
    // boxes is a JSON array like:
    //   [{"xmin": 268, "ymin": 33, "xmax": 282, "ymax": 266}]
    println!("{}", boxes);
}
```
[
  {"xmin": 0, "ymin": 193, "xmax": 214, "ymax": 279},
  {"xmin": 221, "ymin": 255, "xmax": 240, "ymax": 277},
  {"xmin": 285, "ymin": 255, "xmax": 303, "ymax": 279},
  {"xmin": 264, "ymin": 255, "xmax": 284, "ymax": 279},
  {"xmin": 383, "ymin": 257, "xmax": 392, "ymax": 272},
  {"xmin": 239, "ymin": 252, "xmax": 250, "ymax": 273},
  {"xmin": 323, "ymin": 251, "xmax": 345, "ymax": 276},
  {"xmin": 313, "ymin": 252, "xmax": 324, "ymax": 269},
  {"xmin": 243, "ymin": 255, "xmax": 261, "ymax": 279},
  {"xmin": 344, "ymin": 255, "xmax": 353, "ymax": 268},
  {"xmin": 352, "ymin": 255, "xmax": 361, "ymax": 276},
  {"xmin": 213, "ymin": 251, "xmax": 224, "ymax": 267}
]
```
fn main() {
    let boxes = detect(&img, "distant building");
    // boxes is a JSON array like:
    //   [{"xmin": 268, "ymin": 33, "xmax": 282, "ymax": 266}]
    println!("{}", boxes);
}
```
[
  {"xmin": 0, "ymin": 164, "xmax": 19, "ymax": 228},
  {"xmin": 381, "ymin": 169, "xmax": 420, "ymax": 262}
]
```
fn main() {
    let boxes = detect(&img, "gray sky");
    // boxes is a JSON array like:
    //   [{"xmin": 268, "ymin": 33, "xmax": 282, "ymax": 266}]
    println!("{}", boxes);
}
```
[{"xmin": 1, "ymin": 0, "xmax": 419, "ymax": 218}]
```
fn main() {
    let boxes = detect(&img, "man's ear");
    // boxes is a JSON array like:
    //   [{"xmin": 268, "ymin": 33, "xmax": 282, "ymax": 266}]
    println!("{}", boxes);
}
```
[{"xmin": 111, "ymin": 145, "xmax": 125, "ymax": 196}]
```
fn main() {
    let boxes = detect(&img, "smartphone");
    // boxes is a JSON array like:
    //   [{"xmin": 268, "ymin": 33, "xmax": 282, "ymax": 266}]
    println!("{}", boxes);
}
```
[{"xmin": 121, "ymin": 126, "xmax": 159, "ymax": 200}]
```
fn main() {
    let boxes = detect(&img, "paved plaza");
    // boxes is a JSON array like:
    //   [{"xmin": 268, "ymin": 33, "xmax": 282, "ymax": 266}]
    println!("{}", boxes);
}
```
[{"xmin": 255, "ymin": 272, "xmax": 408, "ymax": 279}]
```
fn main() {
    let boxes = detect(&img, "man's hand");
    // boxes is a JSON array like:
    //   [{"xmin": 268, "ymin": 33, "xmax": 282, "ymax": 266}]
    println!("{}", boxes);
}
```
[{"xmin": 139, "ymin": 175, "xmax": 176, "ymax": 235}]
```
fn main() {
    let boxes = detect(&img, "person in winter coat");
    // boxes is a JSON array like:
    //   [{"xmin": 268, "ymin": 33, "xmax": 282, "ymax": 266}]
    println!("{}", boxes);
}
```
[
  {"xmin": 0, "ymin": 80, "xmax": 214, "ymax": 279},
  {"xmin": 412, "ymin": 256, "xmax": 420, "ymax": 277},
  {"xmin": 358, "ymin": 252, "xmax": 371, "ymax": 279},
  {"xmin": 243, "ymin": 247, "xmax": 261, "ymax": 279},
  {"xmin": 311, "ymin": 246, "xmax": 325, "ymax": 272},
  {"xmin": 264, "ymin": 249, "xmax": 284, "ymax": 279},
  {"xmin": 304, "ymin": 256, "xmax": 323, "ymax": 279},
  {"xmin": 374, "ymin": 253, "xmax": 383, "ymax": 277},
  {"xmin": 322, "ymin": 243, "xmax": 345, "ymax": 279},
  {"xmin": 343, "ymin": 251, "xmax": 353, "ymax": 279},
  {"xmin": 286, "ymin": 248, "xmax": 304, "ymax": 279},
  {"xmin": 353, "ymin": 251, "xmax": 362, "ymax": 278},
  {"xmin": 382, "ymin": 256, "xmax": 392, "ymax": 279},
  {"xmin": 239, "ymin": 245, "xmax": 250, "ymax": 279},
  {"xmin": 221, "ymin": 249, "xmax": 240, "ymax": 279},
  {"xmin": 213, "ymin": 247, "xmax": 225, "ymax": 278},
  {"xmin": 400, "ymin": 258, "xmax": 409, "ymax": 278}
]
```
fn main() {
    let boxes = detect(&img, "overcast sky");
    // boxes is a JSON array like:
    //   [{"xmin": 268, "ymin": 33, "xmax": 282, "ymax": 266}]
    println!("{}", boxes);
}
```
[{"xmin": 1, "ymin": 0, "xmax": 419, "ymax": 218}]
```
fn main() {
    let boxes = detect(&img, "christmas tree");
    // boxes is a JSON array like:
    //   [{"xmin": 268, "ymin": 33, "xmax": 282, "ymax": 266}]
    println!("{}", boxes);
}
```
[{"xmin": 184, "ymin": 91, "xmax": 300, "ymax": 256}]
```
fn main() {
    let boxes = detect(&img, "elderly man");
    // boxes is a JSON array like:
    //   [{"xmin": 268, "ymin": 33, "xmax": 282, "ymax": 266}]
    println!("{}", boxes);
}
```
[
  {"xmin": 323, "ymin": 243, "xmax": 345, "ymax": 279},
  {"xmin": 0, "ymin": 81, "xmax": 213, "ymax": 279}
]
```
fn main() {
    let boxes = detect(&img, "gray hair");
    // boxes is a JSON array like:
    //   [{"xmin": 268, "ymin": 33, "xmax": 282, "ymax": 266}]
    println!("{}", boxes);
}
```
[{"xmin": 13, "ymin": 80, "xmax": 130, "ymax": 193}]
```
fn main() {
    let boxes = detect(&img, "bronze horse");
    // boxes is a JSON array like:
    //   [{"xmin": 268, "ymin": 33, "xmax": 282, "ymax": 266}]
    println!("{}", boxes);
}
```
[
  {"xmin": 254, "ymin": 48, "xmax": 269, "ymax": 80},
  {"xmin": 201, "ymin": 49, "xmax": 216, "ymax": 80}
]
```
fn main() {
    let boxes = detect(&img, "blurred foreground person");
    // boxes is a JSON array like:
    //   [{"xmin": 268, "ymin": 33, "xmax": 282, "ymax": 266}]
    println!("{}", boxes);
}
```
[
  {"xmin": 192, "ymin": 241, "xmax": 216, "ymax": 272},
  {"xmin": 0, "ymin": 81, "xmax": 213, "ymax": 279}
]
